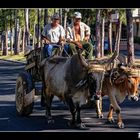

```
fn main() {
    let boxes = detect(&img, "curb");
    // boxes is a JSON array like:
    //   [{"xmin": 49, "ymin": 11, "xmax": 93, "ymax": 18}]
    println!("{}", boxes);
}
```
[{"xmin": 0, "ymin": 59, "xmax": 26, "ymax": 64}]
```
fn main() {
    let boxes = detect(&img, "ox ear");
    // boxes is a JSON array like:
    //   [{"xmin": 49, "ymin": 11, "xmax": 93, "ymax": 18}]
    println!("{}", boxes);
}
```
[{"xmin": 114, "ymin": 75, "xmax": 127, "ymax": 84}]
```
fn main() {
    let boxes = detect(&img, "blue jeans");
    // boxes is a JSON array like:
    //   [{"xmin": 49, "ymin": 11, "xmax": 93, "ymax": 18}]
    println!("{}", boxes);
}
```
[
  {"xmin": 43, "ymin": 44, "xmax": 59, "ymax": 58},
  {"xmin": 62, "ymin": 44, "xmax": 69, "ymax": 56}
]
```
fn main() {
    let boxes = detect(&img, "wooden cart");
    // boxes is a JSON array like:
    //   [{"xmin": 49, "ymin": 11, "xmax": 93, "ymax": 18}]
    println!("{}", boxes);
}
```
[{"xmin": 15, "ymin": 47, "xmax": 44, "ymax": 116}]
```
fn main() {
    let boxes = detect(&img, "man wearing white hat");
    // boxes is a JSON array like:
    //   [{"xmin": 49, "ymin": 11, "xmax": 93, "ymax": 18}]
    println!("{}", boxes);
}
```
[
  {"xmin": 42, "ymin": 13, "xmax": 65, "ymax": 57},
  {"xmin": 66, "ymin": 12, "xmax": 93, "ymax": 59}
]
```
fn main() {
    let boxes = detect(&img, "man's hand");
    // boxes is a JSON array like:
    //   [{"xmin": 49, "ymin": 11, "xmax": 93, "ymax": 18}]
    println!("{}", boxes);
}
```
[
  {"xmin": 43, "ymin": 38, "xmax": 50, "ymax": 44},
  {"xmin": 75, "ymin": 41, "xmax": 83, "ymax": 49},
  {"xmin": 58, "ymin": 41, "xmax": 65, "ymax": 46},
  {"xmin": 84, "ymin": 36, "xmax": 90, "ymax": 42}
]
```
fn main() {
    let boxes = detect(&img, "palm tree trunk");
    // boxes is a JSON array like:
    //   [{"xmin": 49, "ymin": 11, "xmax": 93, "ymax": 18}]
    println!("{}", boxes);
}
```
[
  {"xmin": 25, "ymin": 8, "xmax": 30, "ymax": 50},
  {"xmin": 114, "ymin": 20, "xmax": 122, "ymax": 54},
  {"xmin": 108, "ymin": 13, "xmax": 112, "ymax": 54},
  {"xmin": 64, "ymin": 10, "xmax": 68, "ymax": 31},
  {"xmin": 5, "ymin": 24, "xmax": 8, "ymax": 56},
  {"xmin": 2, "ymin": 12, "xmax": 8, "ymax": 56},
  {"xmin": 14, "ymin": 9, "xmax": 20, "ymax": 55},
  {"xmin": 44, "ymin": 9, "xmax": 49, "ymax": 26},
  {"xmin": 33, "ymin": 22, "xmax": 36, "ymax": 49},
  {"xmin": 1, "ymin": 35, "xmax": 4, "ymax": 56},
  {"xmin": 21, "ymin": 26, "xmax": 25, "ymax": 54},
  {"xmin": 10, "ymin": 10, "xmax": 13, "ymax": 55},
  {"xmin": 101, "ymin": 17, "xmax": 105, "ymax": 57},
  {"xmin": 37, "ymin": 9, "xmax": 41, "ymax": 48},
  {"xmin": 126, "ymin": 9, "xmax": 134, "ymax": 65},
  {"xmin": 17, "ymin": 27, "xmax": 21, "ymax": 52},
  {"xmin": 3, "ymin": 16, "xmax": 8, "ymax": 56},
  {"xmin": 95, "ymin": 9, "xmax": 101, "ymax": 58},
  {"xmin": 59, "ymin": 8, "xmax": 63, "ymax": 25}
]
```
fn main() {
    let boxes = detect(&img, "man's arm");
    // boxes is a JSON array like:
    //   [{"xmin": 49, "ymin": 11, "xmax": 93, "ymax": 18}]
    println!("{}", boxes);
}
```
[
  {"xmin": 58, "ymin": 26, "xmax": 66, "ymax": 45},
  {"xmin": 84, "ymin": 23, "xmax": 91, "ymax": 42},
  {"xmin": 41, "ymin": 25, "xmax": 51, "ymax": 44}
]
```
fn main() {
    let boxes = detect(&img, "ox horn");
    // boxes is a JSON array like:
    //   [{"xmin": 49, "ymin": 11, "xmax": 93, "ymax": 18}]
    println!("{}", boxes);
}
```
[
  {"xmin": 106, "ymin": 51, "xmax": 118, "ymax": 64},
  {"xmin": 105, "ymin": 51, "xmax": 118, "ymax": 69},
  {"xmin": 77, "ymin": 50, "xmax": 89, "ymax": 68},
  {"xmin": 119, "ymin": 65, "xmax": 127, "ymax": 70}
]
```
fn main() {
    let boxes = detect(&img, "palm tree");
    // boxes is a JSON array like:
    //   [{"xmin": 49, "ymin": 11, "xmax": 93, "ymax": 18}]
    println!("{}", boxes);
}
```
[
  {"xmin": 108, "ymin": 11, "xmax": 112, "ymax": 54},
  {"xmin": 95, "ymin": 9, "xmax": 101, "ymax": 58},
  {"xmin": 37, "ymin": 9, "xmax": 41, "ymax": 48},
  {"xmin": 10, "ymin": 10, "xmax": 14, "ymax": 55},
  {"xmin": 2, "ymin": 10, "xmax": 8, "ymax": 56},
  {"xmin": 25, "ymin": 8, "xmax": 30, "ymax": 51},
  {"xmin": 126, "ymin": 9, "xmax": 134, "ymax": 65},
  {"xmin": 63, "ymin": 9, "xmax": 69, "ymax": 31},
  {"xmin": 44, "ymin": 9, "xmax": 49, "ymax": 26},
  {"xmin": 114, "ymin": 19, "xmax": 122, "ymax": 54},
  {"xmin": 101, "ymin": 14, "xmax": 105, "ymax": 57},
  {"xmin": 14, "ymin": 9, "xmax": 20, "ymax": 55}
]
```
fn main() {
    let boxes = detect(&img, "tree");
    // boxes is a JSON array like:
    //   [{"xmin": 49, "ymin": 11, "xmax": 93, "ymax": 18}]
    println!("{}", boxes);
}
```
[
  {"xmin": 126, "ymin": 9, "xmax": 134, "ymax": 65},
  {"xmin": 59, "ymin": 9, "xmax": 63, "ymax": 25},
  {"xmin": 108, "ymin": 11, "xmax": 112, "ymax": 54},
  {"xmin": 114, "ymin": 19, "xmax": 122, "ymax": 54},
  {"xmin": 25, "ymin": 8, "xmax": 30, "ymax": 51},
  {"xmin": 95, "ymin": 9, "xmax": 101, "ymax": 58},
  {"xmin": 2, "ymin": 10, "xmax": 8, "ymax": 56},
  {"xmin": 10, "ymin": 10, "xmax": 14, "ymax": 55},
  {"xmin": 37, "ymin": 9, "xmax": 41, "ymax": 48},
  {"xmin": 14, "ymin": 9, "xmax": 20, "ymax": 55},
  {"xmin": 63, "ymin": 9, "xmax": 69, "ymax": 31},
  {"xmin": 44, "ymin": 9, "xmax": 49, "ymax": 26}
]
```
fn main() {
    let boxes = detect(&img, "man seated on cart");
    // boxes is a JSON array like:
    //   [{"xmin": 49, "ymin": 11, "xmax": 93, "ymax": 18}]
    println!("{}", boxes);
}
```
[
  {"xmin": 66, "ymin": 12, "xmax": 93, "ymax": 60},
  {"xmin": 41, "ymin": 13, "xmax": 65, "ymax": 58}
]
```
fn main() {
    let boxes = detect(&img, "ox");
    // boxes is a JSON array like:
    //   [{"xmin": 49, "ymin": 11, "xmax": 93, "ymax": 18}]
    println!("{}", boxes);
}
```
[
  {"xmin": 93, "ymin": 65, "xmax": 140, "ymax": 128},
  {"xmin": 40, "ymin": 50, "xmax": 117, "ymax": 129}
]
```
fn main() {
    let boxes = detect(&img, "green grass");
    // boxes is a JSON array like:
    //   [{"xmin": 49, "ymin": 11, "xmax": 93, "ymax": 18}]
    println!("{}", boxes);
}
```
[{"xmin": 0, "ymin": 52, "xmax": 26, "ymax": 62}]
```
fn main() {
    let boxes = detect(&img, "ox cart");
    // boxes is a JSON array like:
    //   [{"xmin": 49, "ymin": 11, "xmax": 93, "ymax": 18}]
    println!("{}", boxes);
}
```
[
  {"xmin": 15, "ymin": 44, "xmax": 67, "ymax": 116},
  {"xmin": 15, "ymin": 47, "xmax": 47, "ymax": 116}
]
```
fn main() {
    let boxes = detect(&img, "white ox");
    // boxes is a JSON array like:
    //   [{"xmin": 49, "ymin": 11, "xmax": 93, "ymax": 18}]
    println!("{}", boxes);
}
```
[{"xmin": 40, "ymin": 51, "xmax": 117, "ymax": 129}]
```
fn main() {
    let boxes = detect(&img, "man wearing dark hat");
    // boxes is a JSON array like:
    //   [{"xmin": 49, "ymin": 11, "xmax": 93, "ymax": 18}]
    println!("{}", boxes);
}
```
[
  {"xmin": 66, "ymin": 12, "xmax": 93, "ymax": 60},
  {"xmin": 42, "ymin": 13, "xmax": 65, "ymax": 57}
]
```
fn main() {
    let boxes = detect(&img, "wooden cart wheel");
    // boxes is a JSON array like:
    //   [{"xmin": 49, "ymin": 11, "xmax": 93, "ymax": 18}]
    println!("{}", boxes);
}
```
[{"xmin": 15, "ymin": 71, "xmax": 35, "ymax": 116}]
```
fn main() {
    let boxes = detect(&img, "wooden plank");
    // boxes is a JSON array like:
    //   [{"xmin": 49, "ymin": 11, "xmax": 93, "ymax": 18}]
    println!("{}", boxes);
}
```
[
  {"xmin": 25, "ymin": 62, "xmax": 36, "ymax": 70},
  {"xmin": 26, "ymin": 54, "xmax": 34, "ymax": 60}
]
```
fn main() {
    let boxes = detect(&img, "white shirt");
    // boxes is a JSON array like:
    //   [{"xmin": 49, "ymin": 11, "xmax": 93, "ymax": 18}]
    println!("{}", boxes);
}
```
[{"xmin": 42, "ymin": 23, "xmax": 65, "ymax": 43}]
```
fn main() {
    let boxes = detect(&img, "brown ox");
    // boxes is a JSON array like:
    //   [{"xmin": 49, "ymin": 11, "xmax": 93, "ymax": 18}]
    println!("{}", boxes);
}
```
[
  {"xmin": 93, "ymin": 66, "xmax": 140, "ymax": 128},
  {"xmin": 40, "ymin": 51, "xmax": 117, "ymax": 129}
]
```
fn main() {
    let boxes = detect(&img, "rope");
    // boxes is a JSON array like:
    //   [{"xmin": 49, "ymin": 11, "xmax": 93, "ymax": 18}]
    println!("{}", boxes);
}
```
[{"xmin": 88, "ymin": 65, "xmax": 105, "ymax": 73}]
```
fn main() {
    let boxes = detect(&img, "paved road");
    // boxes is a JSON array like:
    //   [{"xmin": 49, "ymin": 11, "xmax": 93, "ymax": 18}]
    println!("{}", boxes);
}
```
[{"xmin": 0, "ymin": 59, "xmax": 140, "ymax": 132}]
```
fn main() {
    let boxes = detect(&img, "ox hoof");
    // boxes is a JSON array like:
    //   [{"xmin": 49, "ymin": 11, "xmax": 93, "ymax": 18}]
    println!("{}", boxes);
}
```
[
  {"xmin": 67, "ymin": 121, "xmax": 76, "ymax": 128},
  {"xmin": 76, "ymin": 123, "xmax": 86, "ymax": 129},
  {"xmin": 97, "ymin": 114, "xmax": 104, "ymax": 118},
  {"xmin": 117, "ymin": 122, "xmax": 124, "ymax": 129},
  {"xmin": 107, "ymin": 118, "xmax": 115, "ymax": 124},
  {"xmin": 47, "ymin": 119, "xmax": 54, "ymax": 124}
]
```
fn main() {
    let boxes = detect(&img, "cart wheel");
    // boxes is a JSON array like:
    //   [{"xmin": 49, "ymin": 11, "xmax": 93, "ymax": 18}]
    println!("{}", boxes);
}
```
[{"xmin": 15, "ymin": 71, "xmax": 35, "ymax": 116}]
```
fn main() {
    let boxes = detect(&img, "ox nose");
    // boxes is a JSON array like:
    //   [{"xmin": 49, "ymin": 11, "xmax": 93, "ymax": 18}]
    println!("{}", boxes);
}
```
[{"xmin": 130, "ymin": 96, "xmax": 139, "ymax": 102}]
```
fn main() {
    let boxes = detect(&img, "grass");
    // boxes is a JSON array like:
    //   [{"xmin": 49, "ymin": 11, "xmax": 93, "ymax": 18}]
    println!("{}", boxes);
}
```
[
  {"xmin": 0, "ymin": 52, "xmax": 26, "ymax": 62},
  {"xmin": 0, "ymin": 50, "xmax": 140, "ymax": 65}
]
